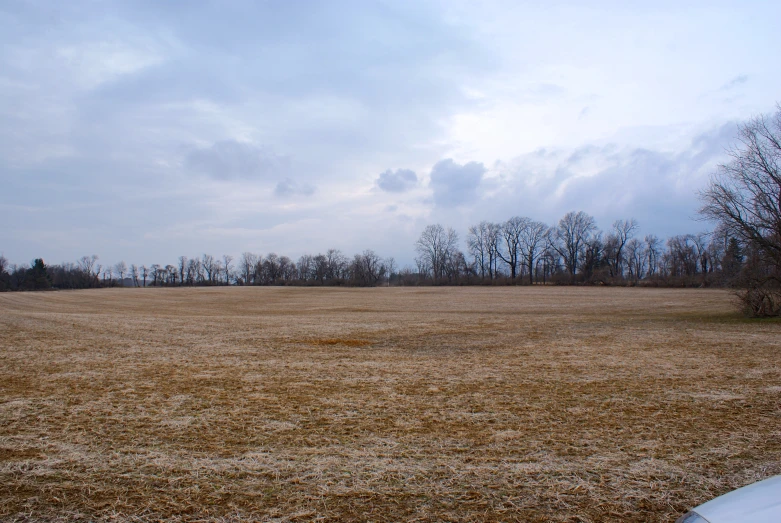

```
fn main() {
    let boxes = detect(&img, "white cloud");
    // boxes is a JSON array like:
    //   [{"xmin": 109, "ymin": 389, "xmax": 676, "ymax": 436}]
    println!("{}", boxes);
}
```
[
  {"xmin": 185, "ymin": 140, "xmax": 290, "ymax": 181},
  {"xmin": 274, "ymin": 179, "xmax": 315, "ymax": 197},
  {"xmin": 376, "ymin": 168, "xmax": 417, "ymax": 193},
  {"xmin": 429, "ymin": 159, "xmax": 486, "ymax": 207}
]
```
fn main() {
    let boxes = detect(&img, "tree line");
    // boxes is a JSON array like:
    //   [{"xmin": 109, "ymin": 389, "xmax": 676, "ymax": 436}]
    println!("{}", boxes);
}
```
[
  {"xmin": 413, "ymin": 214, "xmax": 738, "ymax": 287},
  {"xmin": 0, "ymin": 212, "xmax": 746, "ymax": 292},
  {"xmin": 0, "ymin": 250, "xmax": 394, "ymax": 290}
]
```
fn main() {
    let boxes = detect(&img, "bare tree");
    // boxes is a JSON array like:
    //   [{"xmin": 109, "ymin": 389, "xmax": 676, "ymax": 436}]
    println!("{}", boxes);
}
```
[
  {"xmin": 222, "ymin": 255, "xmax": 233, "ymax": 285},
  {"xmin": 239, "ymin": 252, "xmax": 257, "ymax": 285},
  {"xmin": 385, "ymin": 256, "xmax": 396, "ymax": 285},
  {"xmin": 467, "ymin": 221, "xmax": 502, "ymax": 280},
  {"xmin": 666, "ymin": 235, "xmax": 699, "ymax": 277},
  {"xmin": 519, "ymin": 219, "xmax": 549, "ymax": 284},
  {"xmin": 177, "ymin": 256, "xmax": 187, "ymax": 287},
  {"xmin": 624, "ymin": 238, "xmax": 645, "ymax": 282},
  {"xmin": 605, "ymin": 219, "xmax": 639, "ymax": 278},
  {"xmin": 212, "ymin": 260, "xmax": 223, "ymax": 283},
  {"xmin": 202, "ymin": 254, "xmax": 215, "ymax": 283},
  {"xmin": 554, "ymin": 211, "xmax": 597, "ymax": 279},
  {"xmin": 150, "ymin": 264, "xmax": 161, "ymax": 286},
  {"xmin": 350, "ymin": 250, "xmax": 386, "ymax": 286},
  {"xmin": 185, "ymin": 258, "xmax": 201, "ymax": 285},
  {"xmin": 130, "ymin": 264, "xmax": 139, "ymax": 287},
  {"xmin": 496, "ymin": 217, "xmax": 526, "ymax": 280},
  {"xmin": 415, "ymin": 224, "xmax": 459, "ymax": 283},
  {"xmin": 261, "ymin": 253, "xmax": 281, "ymax": 284},
  {"xmin": 313, "ymin": 254, "xmax": 328, "ymax": 283},
  {"xmin": 326, "ymin": 249, "xmax": 348, "ymax": 280},
  {"xmin": 296, "ymin": 254, "xmax": 312, "ymax": 281},
  {"xmin": 645, "ymin": 235, "xmax": 662, "ymax": 277},
  {"xmin": 536, "ymin": 237, "xmax": 559, "ymax": 284},
  {"xmin": 467, "ymin": 221, "xmax": 494, "ymax": 280},
  {"xmin": 278, "ymin": 255, "xmax": 296, "ymax": 282},
  {"xmin": 114, "ymin": 261, "xmax": 127, "ymax": 285},
  {"xmin": 443, "ymin": 249, "xmax": 470, "ymax": 283},
  {"xmin": 699, "ymin": 107, "xmax": 781, "ymax": 267},
  {"xmin": 699, "ymin": 107, "xmax": 781, "ymax": 314},
  {"xmin": 164, "ymin": 264, "xmax": 176, "ymax": 285},
  {"xmin": 140, "ymin": 265, "xmax": 148, "ymax": 287},
  {"xmin": 580, "ymin": 232, "xmax": 604, "ymax": 280},
  {"xmin": 692, "ymin": 232, "xmax": 711, "ymax": 276},
  {"xmin": 79, "ymin": 255, "xmax": 100, "ymax": 286}
]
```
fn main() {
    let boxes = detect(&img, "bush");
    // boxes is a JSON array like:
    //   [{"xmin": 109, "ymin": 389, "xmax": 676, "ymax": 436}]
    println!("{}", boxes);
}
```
[{"xmin": 737, "ymin": 286, "xmax": 781, "ymax": 317}]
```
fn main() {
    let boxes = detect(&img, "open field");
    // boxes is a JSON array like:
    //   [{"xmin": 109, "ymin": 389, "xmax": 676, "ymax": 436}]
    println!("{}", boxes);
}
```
[{"xmin": 1, "ymin": 287, "xmax": 780, "ymax": 522}]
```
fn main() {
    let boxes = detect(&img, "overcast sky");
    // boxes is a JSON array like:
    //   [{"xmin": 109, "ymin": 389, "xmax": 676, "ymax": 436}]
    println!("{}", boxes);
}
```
[{"xmin": 2, "ymin": 0, "xmax": 780, "ymax": 268}]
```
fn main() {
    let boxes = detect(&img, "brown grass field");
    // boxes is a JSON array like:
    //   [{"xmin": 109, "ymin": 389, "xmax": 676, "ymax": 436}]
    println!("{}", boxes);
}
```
[{"xmin": 1, "ymin": 287, "xmax": 780, "ymax": 522}]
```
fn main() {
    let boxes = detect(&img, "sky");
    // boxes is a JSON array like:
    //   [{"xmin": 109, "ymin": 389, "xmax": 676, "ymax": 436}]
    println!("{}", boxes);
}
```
[{"xmin": 2, "ymin": 0, "xmax": 780, "ymax": 268}]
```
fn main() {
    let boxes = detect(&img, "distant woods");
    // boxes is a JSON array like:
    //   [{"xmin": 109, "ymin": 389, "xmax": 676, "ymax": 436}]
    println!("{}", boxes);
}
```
[
  {"xmin": 411, "ymin": 213, "xmax": 743, "ymax": 289},
  {"xmin": 0, "ymin": 213, "xmax": 754, "ymax": 292},
  {"xmin": 2, "ymin": 107, "xmax": 779, "ymax": 315}
]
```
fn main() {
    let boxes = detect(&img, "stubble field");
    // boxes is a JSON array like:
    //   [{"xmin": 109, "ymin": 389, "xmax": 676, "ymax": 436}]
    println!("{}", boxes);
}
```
[{"xmin": 1, "ymin": 286, "xmax": 780, "ymax": 522}]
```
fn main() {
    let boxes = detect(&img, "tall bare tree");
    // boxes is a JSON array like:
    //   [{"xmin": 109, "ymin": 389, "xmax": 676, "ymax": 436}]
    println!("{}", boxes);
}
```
[
  {"xmin": 79, "ymin": 255, "xmax": 100, "ymax": 286},
  {"xmin": 186, "ymin": 258, "xmax": 201, "ymax": 285},
  {"xmin": 645, "ymin": 235, "xmax": 662, "ymax": 276},
  {"xmin": 554, "ymin": 211, "xmax": 597, "ymax": 279},
  {"xmin": 467, "ymin": 221, "xmax": 493, "ymax": 279},
  {"xmin": 496, "ymin": 217, "xmax": 526, "ymax": 280},
  {"xmin": 605, "ymin": 219, "xmax": 639, "ymax": 278},
  {"xmin": 150, "ymin": 264, "xmax": 161, "ymax": 286},
  {"xmin": 130, "ymin": 264, "xmax": 139, "ymax": 287},
  {"xmin": 222, "ymin": 255, "xmax": 233, "ymax": 285},
  {"xmin": 114, "ymin": 261, "xmax": 127, "ymax": 285},
  {"xmin": 326, "ymin": 249, "xmax": 348, "ymax": 280},
  {"xmin": 699, "ymin": 107, "xmax": 781, "ymax": 315},
  {"xmin": 239, "ymin": 252, "xmax": 257, "ymax": 285},
  {"xmin": 415, "ymin": 224, "xmax": 459, "ymax": 283},
  {"xmin": 385, "ymin": 257, "xmax": 396, "ymax": 285},
  {"xmin": 166, "ymin": 264, "xmax": 177, "ymax": 285},
  {"xmin": 624, "ymin": 238, "xmax": 645, "ymax": 282},
  {"xmin": 297, "ymin": 254, "xmax": 314, "ymax": 281},
  {"xmin": 178, "ymin": 256, "xmax": 187, "ymax": 287},
  {"xmin": 351, "ymin": 250, "xmax": 386, "ymax": 286},
  {"xmin": 280, "ymin": 256, "xmax": 297, "ymax": 281},
  {"xmin": 202, "ymin": 254, "xmax": 215, "ymax": 283},
  {"xmin": 467, "ymin": 221, "xmax": 502, "ymax": 280},
  {"xmin": 699, "ymin": 107, "xmax": 781, "ymax": 268},
  {"xmin": 519, "ymin": 219, "xmax": 549, "ymax": 284}
]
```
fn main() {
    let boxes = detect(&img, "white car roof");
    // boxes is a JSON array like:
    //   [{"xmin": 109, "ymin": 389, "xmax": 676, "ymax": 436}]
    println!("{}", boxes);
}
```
[{"xmin": 695, "ymin": 475, "xmax": 781, "ymax": 523}]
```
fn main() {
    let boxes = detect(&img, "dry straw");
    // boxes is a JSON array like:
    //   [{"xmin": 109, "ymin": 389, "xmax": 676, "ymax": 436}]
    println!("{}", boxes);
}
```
[{"xmin": 1, "ymin": 287, "xmax": 779, "ymax": 522}]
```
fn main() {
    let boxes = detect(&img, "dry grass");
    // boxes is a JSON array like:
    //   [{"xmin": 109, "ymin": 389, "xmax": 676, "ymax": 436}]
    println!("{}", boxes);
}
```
[{"xmin": 1, "ymin": 287, "xmax": 780, "ymax": 522}]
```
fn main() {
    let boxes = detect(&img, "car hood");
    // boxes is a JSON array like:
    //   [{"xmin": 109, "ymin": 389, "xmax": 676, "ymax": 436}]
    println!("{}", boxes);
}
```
[{"xmin": 695, "ymin": 475, "xmax": 781, "ymax": 523}]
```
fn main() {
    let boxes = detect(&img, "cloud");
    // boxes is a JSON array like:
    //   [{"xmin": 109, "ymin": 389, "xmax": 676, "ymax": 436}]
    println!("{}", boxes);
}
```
[
  {"xmin": 274, "ymin": 178, "xmax": 315, "ymax": 197},
  {"xmin": 185, "ymin": 141, "xmax": 289, "ymax": 181},
  {"xmin": 376, "ymin": 168, "xmax": 417, "ymax": 192},
  {"xmin": 720, "ymin": 75, "xmax": 749, "ymax": 91},
  {"xmin": 429, "ymin": 159, "xmax": 486, "ymax": 207}
]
